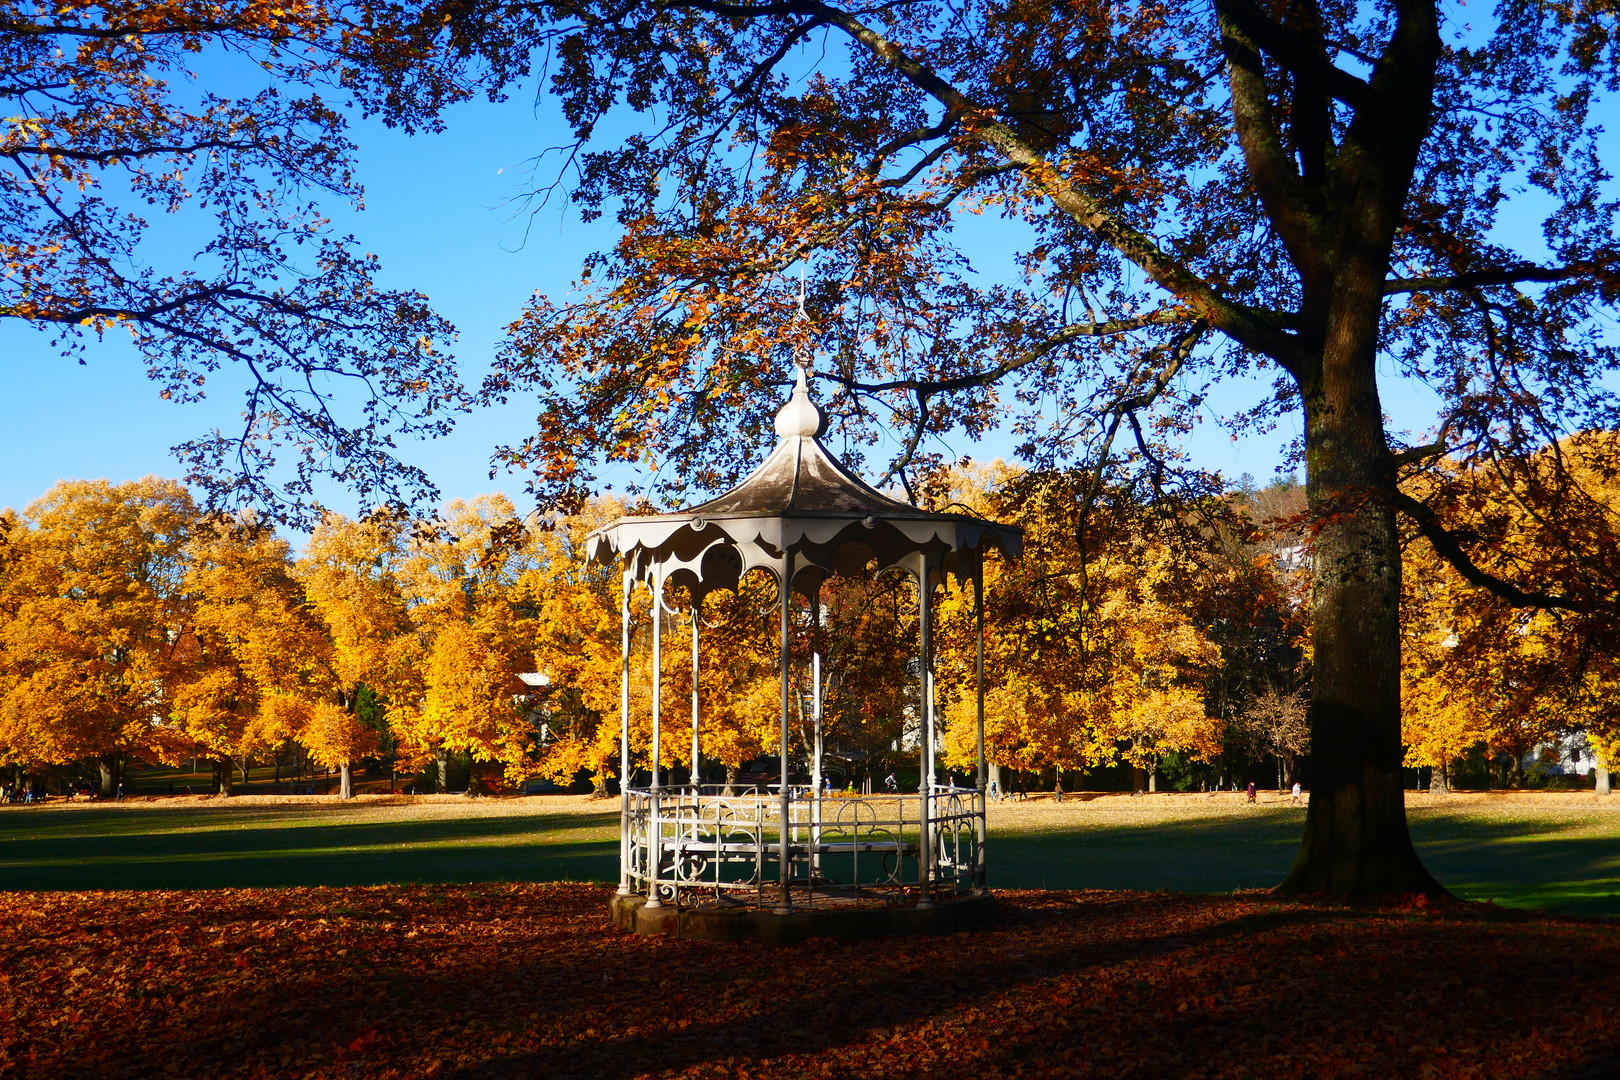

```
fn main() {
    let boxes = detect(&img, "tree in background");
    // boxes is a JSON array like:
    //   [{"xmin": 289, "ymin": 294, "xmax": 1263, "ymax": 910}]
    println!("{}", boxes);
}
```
[
  {"xmin": 396, "ymin": 495, "xmax": 541, "ymax": 790},
  {"xmin": 0, "ymin": 478, "xmax": 194, "ymax": 795},
  {"xmin": 1401, "ymin": 435, "xmax": 1620, "ymax": 793},
  {"xmin": 521, "ymin": 498, "xmax": 633, "ymax": 794},
  {"xmin": 475, "ymin": 0, "xmax": 1620, "ymax": 894},
  {"xmin": 1240, "ymin": 690, "xmax": 1311, "ymax": 791},
  {"xmin": 935, "ymin": 467, "xmax": 1220, "ymax": 791},
  {"xmin": 175, "ymin": 515, "xmax": 330, "ymax": 794},
  {"xmin": 294, "ymin": 512, "xmax": 413, "ymax": 798},
  {"xmin": 1, "ymin": 0, "xmax": 490, "ymax": 518},
  {"xmin": 679, "ymin": 576, "xmax": 787, "ymax": 790}
]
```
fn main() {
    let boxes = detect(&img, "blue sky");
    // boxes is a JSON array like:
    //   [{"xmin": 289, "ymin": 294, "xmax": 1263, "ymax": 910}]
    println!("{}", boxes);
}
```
[{"xmin": 0, "ymin": 82, "xmax": 1456, "ymax": 520}]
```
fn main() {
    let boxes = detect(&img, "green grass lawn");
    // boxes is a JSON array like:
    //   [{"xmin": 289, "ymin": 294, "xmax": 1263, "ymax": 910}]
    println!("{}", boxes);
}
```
[
  {"xmin": 3, "ymin": 793, "xmax": 1616, "ymax": 916},
  {"xmin": 989, "ymin": 797, "xmax": 1620, "ymax": 916}
]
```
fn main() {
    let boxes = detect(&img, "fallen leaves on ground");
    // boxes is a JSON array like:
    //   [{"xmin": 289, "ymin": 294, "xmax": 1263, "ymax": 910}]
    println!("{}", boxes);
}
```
[{"xmin": 0, "ymin": 884, "xmax": 1615, "ymax": 1079}]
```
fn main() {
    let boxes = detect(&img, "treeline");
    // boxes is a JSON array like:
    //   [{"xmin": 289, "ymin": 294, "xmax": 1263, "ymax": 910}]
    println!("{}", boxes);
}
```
[
  {"xmin": 3, "ymin": 453, "xmax": 1614, "ymax": 801},
  {"xmin": 0, "ymin": 480, "xmax": 611, "ymax": 798}
]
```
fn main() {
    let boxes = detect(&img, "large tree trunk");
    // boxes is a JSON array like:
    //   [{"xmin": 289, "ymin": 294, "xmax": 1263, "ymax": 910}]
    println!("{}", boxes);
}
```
[
  {"xmin": 1280, "ymin": 252, "xmax": 1443, "ymax": 894},
  {"xmin": 98, "ymin": 753, "xmax": 117, "ymax": 798},
  {"xmin": 723, "ymin": 763, "xmax": 739, "ymax": 797},
  {"xmin": 340, "ymin": 761, "xmax": 353, "ymax": 800},
  {"xmin": 217, "ymin": 756, "xmax": 233, "ymax": 797},
  {"xmin": 1597, "ymin": 768, "xmax": 1611, "ymax": 797},
  {"xmin": 590, "ymin": 772, "xmax": 610, "ymax": 798},
  {"xmin": 435, "ymin": 747, "xmax": 450, "ymax": 793}
]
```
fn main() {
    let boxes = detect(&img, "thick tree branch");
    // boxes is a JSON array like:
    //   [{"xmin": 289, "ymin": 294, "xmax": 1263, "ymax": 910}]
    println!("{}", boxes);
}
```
[
  {"xmin": 1391, "ymin": 489, "xmax": 1580, "ymax": 611},
  {"xmin": 1215, "ymin": 5, "xmax": 1324, "ymax": 286},
  {"xmin": 1214, "ymin": 0, "xmax": 1371, "ymax": 109},
  {"xmin": 781, "ymin": 0, "xmax": 1302, "ymax": 370},
  {"xmin": 3, "ymin": 139, "xmax": 263, "ymax": 165},
  {"xmin": 1384, "ymin": 258, "xmax": 1620, "ymax": 295},
  {"xmin": 838, "ymin": 307, "xmax": 1196, "ymax": 396}
]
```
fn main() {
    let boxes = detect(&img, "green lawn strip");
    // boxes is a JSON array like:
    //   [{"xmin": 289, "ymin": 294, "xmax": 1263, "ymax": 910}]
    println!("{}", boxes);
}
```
[
  {"xmin": 989, "ymin": 807, "xmax": 1303, "ymax": 893},
  {"xmin": 3, "ymin": 799, "xmax": 1616, "ymax": 916},
  {"xmin": 0, "ymin": 803, "xmax": 619, "ymax": 891}
]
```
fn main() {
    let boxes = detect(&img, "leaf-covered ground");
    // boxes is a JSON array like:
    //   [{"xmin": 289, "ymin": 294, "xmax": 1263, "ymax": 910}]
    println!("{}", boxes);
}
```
[{"xmin": 2, "ymin": 884, "xmax": 1615, "ymax": 1080}]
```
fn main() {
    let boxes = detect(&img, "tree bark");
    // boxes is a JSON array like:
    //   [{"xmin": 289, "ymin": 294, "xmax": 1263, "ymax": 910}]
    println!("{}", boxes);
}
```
[
  {"xmin": 98, "ymin": 753, "xmax": 117, "ymax": 798},
  {"xmin": 1279, "ymin": 357, "xmax": 1442, "ymax": 894},
  {"xmin": 340, "ymin": 761, "xmax": 353, "ymax": 800},
  {"xmin": 240, "ymin": 759, "xmax": 250, "ymax": 786},
  {"xmin": 435, "ymin": 747, "xmax": 450, "ymax": 793},
  {"xmin": 217, "ymin": 756, "xmax": 233, "ymax": 797},
  {"xmin": 1597, "ymin": 769, "xmax": 1611, "ymax": 797},
  {"xmin": 723, "ymin": 763, "xmax": 739, "ymax": 797},
  {"xmin": 590, "ymin": 772, "xmax": 610, "ymax": 798},
  {"xmin": 1430, "ymin": 761, "xmax": 1450, "ymax": 795}
]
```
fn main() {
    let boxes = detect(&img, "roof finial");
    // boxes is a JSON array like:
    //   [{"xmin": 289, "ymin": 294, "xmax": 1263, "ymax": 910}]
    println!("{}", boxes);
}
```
[
  {"xmin": 776, "ymin": 269, "xmax": 823, "ymax": 440},
  {"xmin": 793, "ymin": 263, "xmax": 811, "ymax": 379}
]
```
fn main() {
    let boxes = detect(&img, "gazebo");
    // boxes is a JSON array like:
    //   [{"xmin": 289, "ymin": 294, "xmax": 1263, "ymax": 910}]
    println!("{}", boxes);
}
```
[{"xmin": 590, "ymin": 365, "xmax": 1021, "ymax": 941}]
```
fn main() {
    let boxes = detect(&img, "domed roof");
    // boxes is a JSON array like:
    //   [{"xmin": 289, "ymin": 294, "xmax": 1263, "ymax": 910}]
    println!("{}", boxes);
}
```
[{"xmin": 587, "ymin": 366, "xmax": 1021, "ymax": 594}]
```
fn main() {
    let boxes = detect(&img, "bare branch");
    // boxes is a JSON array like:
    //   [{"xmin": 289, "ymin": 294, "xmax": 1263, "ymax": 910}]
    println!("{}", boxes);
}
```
[{"xmin": 1384, "ymin": 258, "xmax": 1620, "ymax": 295}]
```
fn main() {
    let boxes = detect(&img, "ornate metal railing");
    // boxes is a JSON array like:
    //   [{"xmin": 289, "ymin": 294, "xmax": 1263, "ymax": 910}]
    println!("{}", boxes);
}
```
[{"xmin": 623, "ymin": 784, "xmax": 985, "ymax": 909}]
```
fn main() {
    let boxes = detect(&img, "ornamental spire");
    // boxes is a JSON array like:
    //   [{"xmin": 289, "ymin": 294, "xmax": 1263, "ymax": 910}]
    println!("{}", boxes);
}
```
[{"xmin": 773, "ymin": 362, "xmax": 824, "ymax": 439}]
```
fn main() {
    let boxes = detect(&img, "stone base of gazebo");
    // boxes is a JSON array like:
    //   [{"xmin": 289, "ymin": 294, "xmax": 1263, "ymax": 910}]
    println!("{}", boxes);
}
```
[{"xmin": 609, "ymin": 890, "xmax": 997, "ymax": 944}]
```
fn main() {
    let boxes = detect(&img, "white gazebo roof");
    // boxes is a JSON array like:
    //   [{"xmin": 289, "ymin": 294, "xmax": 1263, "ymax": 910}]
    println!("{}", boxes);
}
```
[{"xmin": 586, "ymin": 367, "xmax": 1022, "ymax": 596}]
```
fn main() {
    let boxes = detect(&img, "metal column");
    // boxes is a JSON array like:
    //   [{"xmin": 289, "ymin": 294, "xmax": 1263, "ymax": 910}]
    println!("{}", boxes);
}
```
[
  {"xmin": 617, "ymin": 569, "xmax": 632, "ymax": 896},
  {"xmin": 691, "ymin": 596, "xmax": 701, "ymax": 793},
  {"xmin": 916, "ymin": 551, "xmax": 934, "ymax": 908},
  {"xmin": 777, "ymin": 552, "xmax": 794, "ymax": 912},
  {"xmin": 646, "ymin": 572, "xmax": 664, "ymax": 908}
]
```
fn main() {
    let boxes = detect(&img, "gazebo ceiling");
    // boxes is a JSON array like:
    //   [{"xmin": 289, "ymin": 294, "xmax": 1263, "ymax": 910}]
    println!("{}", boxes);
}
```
[{"xmin": 586, "ymin": 367, "xmax": 1022, "ymax": 597}]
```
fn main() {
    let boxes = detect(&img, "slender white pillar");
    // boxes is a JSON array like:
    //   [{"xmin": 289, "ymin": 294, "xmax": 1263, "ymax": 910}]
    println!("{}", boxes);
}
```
[
  {"xmin": 810, "ymin": 587, "xmax": 823, "ymax": 882},
  {"xmin": 975, "ymin": 564, "xmax": 987, "ymax": 791},
  {"xmin": 618, "ymin": 570, "xmax": 632, "ymax": 896},
  {"xmin": 916, "ymin": 551, "xmax": 934, "ymax": 908},
  {"xmin": 691, "ymin": 596, "xmax": 701, "ymax": 793},
  {"xmin": 777, "ymin": 552, "xmax": 794, "ymax": 912},
  {"xmin": 647, "ymin": 572, "xmax": 664, "ymax": 908},
  {"xmin": 974, "ymin": 562, "xmax": 988, "ymax": 893}
]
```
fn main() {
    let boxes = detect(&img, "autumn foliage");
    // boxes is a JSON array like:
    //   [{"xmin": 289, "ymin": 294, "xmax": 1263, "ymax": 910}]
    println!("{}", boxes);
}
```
[{"xmin": 2, "ymin": 453, "xmax": 1614, "ymax": 802}]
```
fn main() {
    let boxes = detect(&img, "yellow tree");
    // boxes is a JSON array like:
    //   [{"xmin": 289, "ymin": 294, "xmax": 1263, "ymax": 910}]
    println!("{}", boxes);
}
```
[
  {"xmin": 936, "ymin": 466, "xmax": 1218, "ymax": 792},
  {"xmin": 1401, "ymin": 435, "xmax": 1620, "ymax": 792},
  {"xmin": 520, "ymin": 500, "xmax": 788, "ymax": 795},
  {"xmin": 522, "ymin": 498, "xmax": 633, "ymax": 794},
  {"xmin": 0, "ymin": 478, "xmax": 194, "ymax": 795},
  {"xmin": 173, "ymin": 516, "xmax": 327, "ymax": 794},
  {"xmin": 689, "ymin": 576, "xmax": 789, "ymax": 788},
  {"xmin": 396, "ymin": 495, "xmax": 540, "ymax": 790},
  {"xmin": 294, "ymin": 512, "xmax": 412, "ymax": 798}
]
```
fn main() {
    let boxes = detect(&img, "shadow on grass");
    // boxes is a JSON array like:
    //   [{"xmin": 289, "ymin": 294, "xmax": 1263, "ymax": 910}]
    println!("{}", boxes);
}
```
[
  {"xmin": 0, "ymin": 808, "xmax": 620, "ymax": 891},
  {"xmin": 989, "ymin": 806, "xmax": 1620, "ymax": 916}
]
